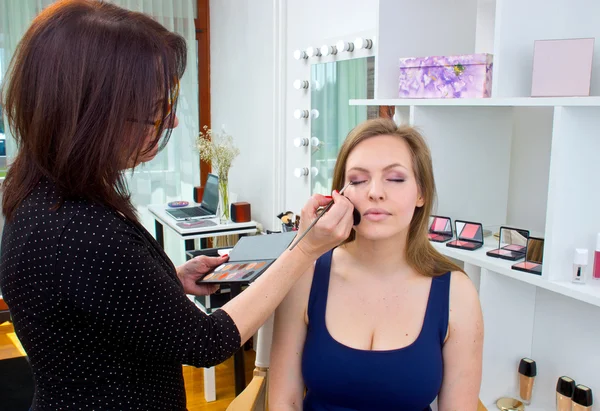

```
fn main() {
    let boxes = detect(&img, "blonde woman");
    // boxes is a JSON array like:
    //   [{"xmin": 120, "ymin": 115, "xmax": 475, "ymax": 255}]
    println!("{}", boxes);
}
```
[{"xmin": 269, "ymin": 118, "xmax": 484, "ymax": 411}]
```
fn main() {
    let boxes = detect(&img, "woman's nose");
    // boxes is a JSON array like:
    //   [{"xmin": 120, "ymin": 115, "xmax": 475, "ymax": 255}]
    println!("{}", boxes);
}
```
[{"xmin": 368, "ymin": 180, "xmax": 385, "ymax": 200}]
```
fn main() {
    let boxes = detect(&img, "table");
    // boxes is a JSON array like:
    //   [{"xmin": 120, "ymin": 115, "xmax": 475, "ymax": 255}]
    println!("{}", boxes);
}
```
[
  {"xmin": 148, "ymin": 204, "xmax": 258, "ymax": 398},
  {"xmin": 147, "ymin": 204, "xmax": 258, "ymax": 260}
]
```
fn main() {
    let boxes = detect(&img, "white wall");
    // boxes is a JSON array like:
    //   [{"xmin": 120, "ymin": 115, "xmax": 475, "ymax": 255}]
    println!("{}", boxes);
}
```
[
  {"xmin": 211, "ymin": 0, "xmax": 379, "ymax": 228},
  {"xmin": 210, "ymin": 0, "xmax": 279, "ymax": 229}
]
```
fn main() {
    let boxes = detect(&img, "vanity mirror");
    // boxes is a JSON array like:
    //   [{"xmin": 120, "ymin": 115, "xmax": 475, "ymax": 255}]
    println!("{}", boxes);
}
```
[{"xmin": 310, "ymin": 56, "xmax": 377, "ymax": 195}]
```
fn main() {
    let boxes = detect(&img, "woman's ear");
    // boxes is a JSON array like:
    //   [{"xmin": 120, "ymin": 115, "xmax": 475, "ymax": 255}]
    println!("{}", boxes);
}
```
[{"xmin": 416, "ymin": 193, "xmax": 425, "ymax": 208}]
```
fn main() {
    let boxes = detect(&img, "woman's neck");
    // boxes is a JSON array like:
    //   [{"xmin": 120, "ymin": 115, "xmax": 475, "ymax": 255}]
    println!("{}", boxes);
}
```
[{"xmin": 342, "ymin": 231, "xmax": 412, "ymax": 277}]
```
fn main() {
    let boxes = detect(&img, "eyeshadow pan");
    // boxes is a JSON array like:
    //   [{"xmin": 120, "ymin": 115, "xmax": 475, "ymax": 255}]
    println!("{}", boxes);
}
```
[
  {"xmin": 242, "ymin": 270, "xmax": 256, "ymax": 280},
  {"xmin": 460, "ymin": 224, "xmax": 479, "ymax": 239},
  {"xmin": 504, "ymin": 244, "xmax": 526, "ymax": 252}
]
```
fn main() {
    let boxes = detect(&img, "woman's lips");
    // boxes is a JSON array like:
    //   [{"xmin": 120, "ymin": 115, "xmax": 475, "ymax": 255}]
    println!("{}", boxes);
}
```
[{"xmin": 363, "ymin": 208, "xmax": 391, "ymax": 222}]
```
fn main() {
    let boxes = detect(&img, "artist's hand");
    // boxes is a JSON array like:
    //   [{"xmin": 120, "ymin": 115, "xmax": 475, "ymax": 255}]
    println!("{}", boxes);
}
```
[
  {"xmin": 176, "ymin": 254, "xmax": 229, "ymax": 296},
  {"xmin": 295, "ymin": 190, "xmax": 355, "ymax": 259}
]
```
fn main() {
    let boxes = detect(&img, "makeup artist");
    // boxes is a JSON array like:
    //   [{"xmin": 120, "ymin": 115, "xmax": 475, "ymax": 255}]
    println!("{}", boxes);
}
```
[{"xmin": 0, "ymin": 1, "xmax": 355, "ymax": 410}]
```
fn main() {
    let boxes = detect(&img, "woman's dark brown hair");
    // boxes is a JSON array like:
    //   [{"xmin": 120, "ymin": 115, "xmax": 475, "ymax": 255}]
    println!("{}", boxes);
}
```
[
  {"xmin": 1, "ymin": 0, "xmax": 186, "ymax": 222},
  {"xmin": 332, "ymin": 118, "xmax": 464, "ymax": 277}
]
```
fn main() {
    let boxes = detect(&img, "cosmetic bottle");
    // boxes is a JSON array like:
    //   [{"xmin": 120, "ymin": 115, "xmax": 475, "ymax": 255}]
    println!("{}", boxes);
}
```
[
  {"xmin": 573, "ymin": 249, "xmax": 588, "ymax": 284},
  {"xmin": 518, "ymin": 358, "xmax": 536, "ymax": 405},
  {"xmin": 556, "ymin": 376, "xmax": 575, "ymax": 411},
  {"xmin": 593, "ymin": 233, "xmax": 600, "ymax": 280},
  {"xmin": 572, "ymin": 384, "xmax": 593, "ymax": 411}
]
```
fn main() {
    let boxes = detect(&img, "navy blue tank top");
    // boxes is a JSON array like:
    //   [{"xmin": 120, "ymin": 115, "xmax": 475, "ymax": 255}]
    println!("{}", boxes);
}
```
[{"xmin": 301, "ymin": 249, "xmax": 451, "ymax": 411}]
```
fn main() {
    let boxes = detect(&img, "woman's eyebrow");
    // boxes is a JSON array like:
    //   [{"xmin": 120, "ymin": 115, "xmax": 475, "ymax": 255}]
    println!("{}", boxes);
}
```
[{"xmin": 347, "ymin": 163, "xmax": 407, "ymax": 173}]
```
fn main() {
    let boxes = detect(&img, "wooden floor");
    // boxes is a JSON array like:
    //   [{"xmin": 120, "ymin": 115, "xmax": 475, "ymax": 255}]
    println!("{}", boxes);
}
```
[{"xmin": 0, "ymin": 321, "xmax": 255, "ymax": 411}]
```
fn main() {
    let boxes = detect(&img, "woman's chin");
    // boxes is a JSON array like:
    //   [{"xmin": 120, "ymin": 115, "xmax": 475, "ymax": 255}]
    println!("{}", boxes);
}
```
[{"xmin": 354, "ymin": 226, "xmax": 400, "ymax": 242}]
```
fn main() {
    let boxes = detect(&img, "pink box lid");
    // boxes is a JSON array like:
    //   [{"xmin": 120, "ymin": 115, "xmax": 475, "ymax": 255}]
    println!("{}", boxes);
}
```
[{"xmin": 399, "ymin": 53, "xmax": 493, "ymax": 69}]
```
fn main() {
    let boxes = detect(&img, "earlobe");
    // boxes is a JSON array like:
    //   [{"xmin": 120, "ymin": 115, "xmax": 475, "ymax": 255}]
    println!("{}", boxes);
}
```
[{"xmin": 416, "ymin": 196, "xmax": 425, "ymax": 207}]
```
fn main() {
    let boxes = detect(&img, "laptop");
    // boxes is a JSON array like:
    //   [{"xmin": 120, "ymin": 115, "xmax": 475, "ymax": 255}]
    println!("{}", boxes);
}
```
[{"xmin": 165, "ymin": 173, "xmax": 219, "ymax": 221}]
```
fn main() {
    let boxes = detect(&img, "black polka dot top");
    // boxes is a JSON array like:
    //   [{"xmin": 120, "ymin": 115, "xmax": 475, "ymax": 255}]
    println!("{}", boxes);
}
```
[{"xmin": 0, "ymin": 178, "xmax": 241, "ymax": 410}]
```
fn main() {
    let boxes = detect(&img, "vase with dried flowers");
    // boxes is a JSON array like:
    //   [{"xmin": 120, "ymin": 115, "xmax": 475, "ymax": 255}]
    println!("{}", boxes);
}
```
[{"xmin": 196, "ymin": 126, "xmax": 240, "ymax": 224}]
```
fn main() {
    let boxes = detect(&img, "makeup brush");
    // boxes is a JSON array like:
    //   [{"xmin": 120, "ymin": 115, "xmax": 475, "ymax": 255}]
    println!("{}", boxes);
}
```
[{"xmin": 288, "ymin": 181, "xmax": 354, "ymax": 251}]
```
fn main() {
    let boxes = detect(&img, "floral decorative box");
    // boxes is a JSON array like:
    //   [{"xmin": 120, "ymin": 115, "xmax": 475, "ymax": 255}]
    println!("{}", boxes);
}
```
[{"xmin": 398, "ymin": 53, "xmax": 493, "ymax": 98}]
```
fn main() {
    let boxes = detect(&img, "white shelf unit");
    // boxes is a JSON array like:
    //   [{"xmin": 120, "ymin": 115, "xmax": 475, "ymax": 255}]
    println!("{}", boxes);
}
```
[{"xmin": 362, "ymin": 0, "xmax": 600, "ymax": 409}]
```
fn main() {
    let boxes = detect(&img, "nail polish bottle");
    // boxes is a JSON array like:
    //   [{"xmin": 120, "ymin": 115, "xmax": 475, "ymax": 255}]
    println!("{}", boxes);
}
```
[
  {"xmin": 573, "ymin": 249, "xmax": 588, "ymax": 284},
  {"xmin": 556, "ymin": 376, "xmax": 575, "ymax": 411},
  {"xmin": 518, "ymin": 358, "xmax": 536, "ymax": 405},
  {"xmin": 572, "ymin": 384, "xmax": 593, "ymax": 411},
  {"xmin": 593, "ymin": 233, "xmax": 600, "ymax": 280}
]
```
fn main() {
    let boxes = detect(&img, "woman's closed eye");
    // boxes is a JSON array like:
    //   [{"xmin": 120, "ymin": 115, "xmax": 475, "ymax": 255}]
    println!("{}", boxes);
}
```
[
  {"xmin": 388, "ymin": 178, "xmax": 405, "ymax": 182},
  {"xmin": 350, "ymin": 180, "xmax": 367, "ymax": 185}
]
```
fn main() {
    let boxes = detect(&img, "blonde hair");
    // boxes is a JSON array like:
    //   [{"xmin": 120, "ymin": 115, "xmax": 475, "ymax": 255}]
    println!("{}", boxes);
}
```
[{"xmin": 332, "ymin": 118, "xmax": 463, "ymax": 277}]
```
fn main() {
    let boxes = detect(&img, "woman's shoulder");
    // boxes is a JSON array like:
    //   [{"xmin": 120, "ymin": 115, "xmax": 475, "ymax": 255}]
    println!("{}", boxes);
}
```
[{"xmin": 448, "ymin": 271, "xmax": 481, "ymax": 316}]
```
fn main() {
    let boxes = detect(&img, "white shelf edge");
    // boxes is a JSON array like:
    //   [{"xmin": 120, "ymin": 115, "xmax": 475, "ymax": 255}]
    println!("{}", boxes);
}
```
[
  {"xmin": 431, "ymin": 240, "xmax": 600, "ymax": 308},
  {"xmin": 349, "ymin": 96, "xmax": 600, "ymax": 107}
]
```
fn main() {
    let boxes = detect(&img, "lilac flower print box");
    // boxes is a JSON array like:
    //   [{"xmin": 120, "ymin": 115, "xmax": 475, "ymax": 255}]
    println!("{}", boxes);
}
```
[{"xmin": 398, "ymin": 53, "xmax": 493, "ymax": 98}]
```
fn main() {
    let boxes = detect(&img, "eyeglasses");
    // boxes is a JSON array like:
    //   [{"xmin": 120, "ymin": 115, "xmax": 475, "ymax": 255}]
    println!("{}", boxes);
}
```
[{"xmin": 128, "ymin": 81, "xmax": 180, "ymax": 129}]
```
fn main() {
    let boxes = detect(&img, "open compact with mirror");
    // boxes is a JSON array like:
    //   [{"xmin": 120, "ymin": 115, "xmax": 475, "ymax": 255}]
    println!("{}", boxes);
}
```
[
  {"xmin": 427, "ymin": 215, "xmax": 454, "ymax": 242},
  {"xmin": 486, "ymin": 226, "xmax": 530, "ymax": 261},
  {"xmin": 446, "ymin": 220, "xmax": 484, "ymax": 251},
  {"xmin": 512, "ymin": 237, "xmax": 545, "ymax": 275}
]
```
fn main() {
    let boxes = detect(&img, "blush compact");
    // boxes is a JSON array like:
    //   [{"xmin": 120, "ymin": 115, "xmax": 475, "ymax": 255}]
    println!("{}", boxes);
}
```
[
  {"xmin": 446, "ymin": 220, "xmax": 484, "ymax": 251},
  {"xmin": 427, "ymin": 215, "xmax": 454, "ymax": 243},
  {"xmin": 512, "ymin": 237, "xmax": 544, "ymax": 275},
  {"xmin": 487, "ymin": 226, "xmax": 530, "ymax": 261}
]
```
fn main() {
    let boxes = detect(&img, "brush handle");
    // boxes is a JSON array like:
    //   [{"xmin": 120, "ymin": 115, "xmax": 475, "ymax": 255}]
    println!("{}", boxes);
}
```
[
  {"xmin": 288, "ymin": 182, "xmax": 352, "ymax": 251},
  {"xmin": 288, "ymin": 201, "xmax": 334, "ymax": 251}
]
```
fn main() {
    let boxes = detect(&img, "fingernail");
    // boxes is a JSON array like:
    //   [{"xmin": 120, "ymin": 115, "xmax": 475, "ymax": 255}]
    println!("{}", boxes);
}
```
[
  {"xmin": 333, "ymin": 190, "xmax": 339, "ymax": 195},
  {"xmin": 324, "ymin": 195, "xmax": 332, "ymax": 199}
]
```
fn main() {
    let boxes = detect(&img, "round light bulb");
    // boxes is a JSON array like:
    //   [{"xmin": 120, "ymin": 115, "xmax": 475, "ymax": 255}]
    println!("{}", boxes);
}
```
[
  {"xmin": 293, "ymin": 49, "xmax": 308, "ymax": 60},
  {"xmin": 293, "ymin": 79, "xmax": 309, "ymax": 90},
  {"xmin": 336, "ymin": 40, "xmax": 354, "ymax": 52},
  {"xmin": 293, "ymin": 137, "xmax": 309, "ymax": 148},
  {"xmin": 310, "ymin": 137, "xmax": 320, "ymax": 147},
  {"xmin": 311, "ymin": 109, "xmax": 320, "ymax": 119},
  {"xmin": 293, "ymin": 109, "xmax": 309, "ymax": 119},
  {"xmin": 306, "ymin": 46, "xmax": 321, "ymax": 58},
  {"xmin": 320, "ymin": 44, "xmax": 337, "ymax": 56},
  {"xmin": 311, "ymin": 167, "xmax": 319, "ymax": 177},
  {"xmin": 294, "ymin": 167, "xmax": 309, "ymax": 178},
  {"xmin": 355, "ymin": 37, "xmax": 373, "ymax": 50}
]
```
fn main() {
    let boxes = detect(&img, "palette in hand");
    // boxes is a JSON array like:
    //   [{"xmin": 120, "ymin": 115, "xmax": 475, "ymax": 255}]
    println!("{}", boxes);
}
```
[
  {"xmin": 446, "ymin": 220, "xmax": 484, "ymax": 251},
  {"xmin": 196, "ymin": 231, "xmax": 297, "ymax": 284},
  {"xmin": 427, "ymin": 215, "xmax": 453, "ymax": 243},
  {"xmin": 201, "ymin": 260, "xmax": 273, "ymax": 283}
]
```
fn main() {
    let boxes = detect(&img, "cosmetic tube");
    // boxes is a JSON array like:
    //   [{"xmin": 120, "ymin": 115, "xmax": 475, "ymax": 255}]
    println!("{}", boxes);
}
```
[
  {"xmin": 593, "ymin": 233, "xmax": 600, "ymax": 280},
  {"xmin": 572, "ymin": 384, "xmax": 593, "ymax": 411},
  {"xmin": 518, "ymin": 358, "xmax": 536, "ymax": 405},
  {"xmin": 573, "ymin": 249, "xmax": 588, "ymax": 284},
  {"xmin": 556, "ymin": 376, "xmax": 575, "ymax": 411}
]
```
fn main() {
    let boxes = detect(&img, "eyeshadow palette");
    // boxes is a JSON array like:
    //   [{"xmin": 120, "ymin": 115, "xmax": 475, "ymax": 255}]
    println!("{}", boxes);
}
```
[
  {"xmin": 200, "ymin": 259, "xmax": 274, "ymax": 283},
  {"xmin": 446, "ymin": 220, "xmax": 484, "ymax": 251},
  {"xmin": 487, "ymin": 226, "xmax": 529, "ymax": 261},
  {"xmin": 195, "ymin": 231, "xmax": 297, "ymax": 285},
  {"xmin": 512, "ymin": 237, "xmax": 544, "ymax": 275},
  {"xmin": 427, "ymin": 215, "xmax": 453, "ymax": 243}
]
